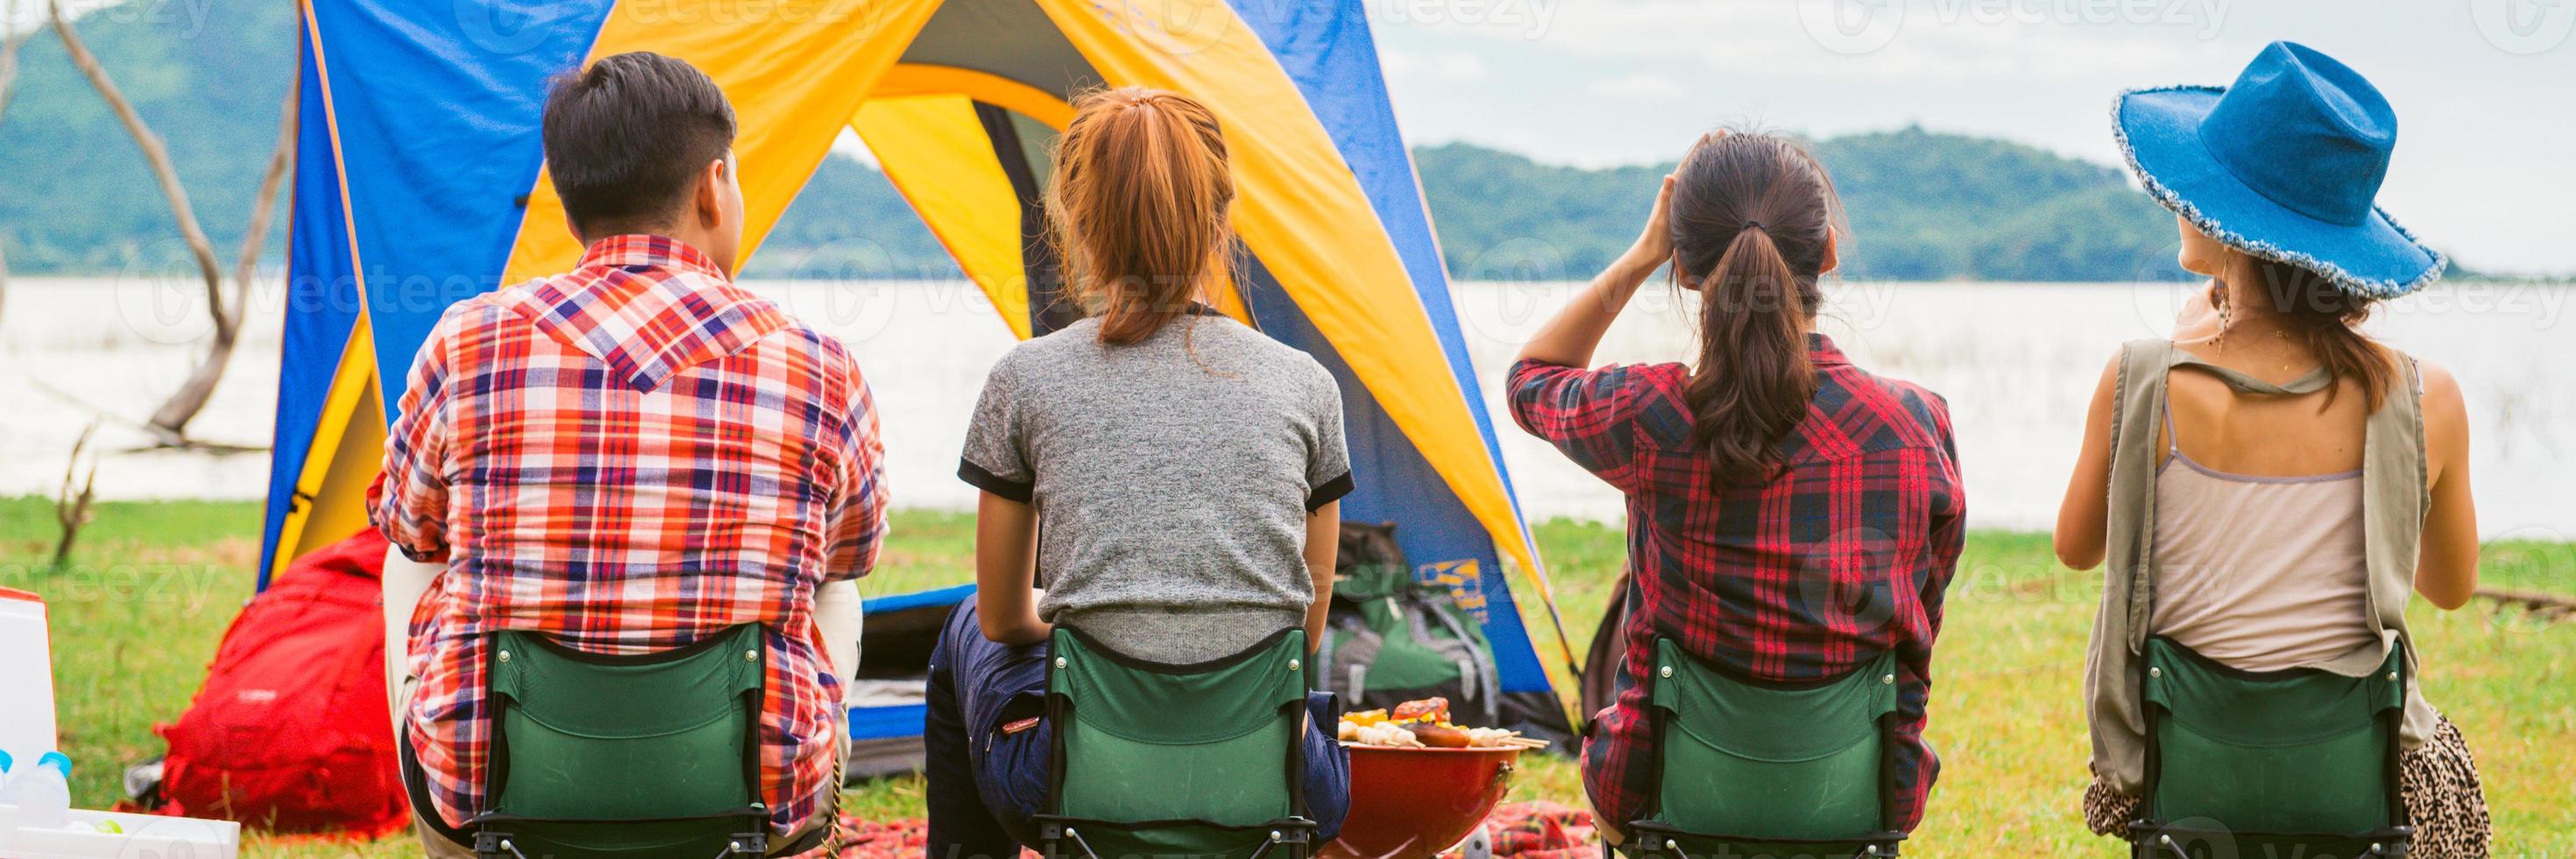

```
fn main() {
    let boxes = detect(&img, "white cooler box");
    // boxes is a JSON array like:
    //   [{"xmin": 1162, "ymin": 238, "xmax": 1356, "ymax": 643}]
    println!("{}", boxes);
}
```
[
  {"xmin": 0, "ymin": 588, "xmax": 57, "ymax": 773},
  {"xmin": 0, "ymin": 805, "xmax": 241, "ymax": 859},
  {"xmin": 1, "ymin": 589, "xmax": 242, "ymax": 857}
]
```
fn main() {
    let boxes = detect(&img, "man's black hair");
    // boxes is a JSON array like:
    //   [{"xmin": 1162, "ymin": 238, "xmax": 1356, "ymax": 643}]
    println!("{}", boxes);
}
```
[{"xmin": 540, "ymin": 52, "xmax": 736, "ymax": 235}]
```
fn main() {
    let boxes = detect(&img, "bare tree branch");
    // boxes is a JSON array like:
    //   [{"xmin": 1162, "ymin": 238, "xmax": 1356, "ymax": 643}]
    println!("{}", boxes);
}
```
[
  {"xmin": 144, "ymin": 82, "xmax": 296, "ymax": 443},
  {"xmin": 52, "ymin": 421, "xmax": 100, "ymax": 571},
  {"xmin": 50, "ymin": 0, "xmax": 296, "ymax": 445},
  {"xmin": 50, "ymin": 0, "xmax": 223, "ymax": 298}
]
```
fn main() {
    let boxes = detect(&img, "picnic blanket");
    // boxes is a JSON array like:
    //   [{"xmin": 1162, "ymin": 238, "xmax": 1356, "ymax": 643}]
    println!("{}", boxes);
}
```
[{"xmin": 1442, "ymin": 801, "xmax": 1596, "ymax": 859}]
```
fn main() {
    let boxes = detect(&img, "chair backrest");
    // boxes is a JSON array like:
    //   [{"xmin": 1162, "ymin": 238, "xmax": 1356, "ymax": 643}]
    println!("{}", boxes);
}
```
[
  {"xmin": 1645, "ymin": 639, "xmax": 1897, "ymax": 841},
  {"xmin": 1047, "ymin": 628, "xmax": 1310, "ymax": 858},
  {"xmin": 2141, "ymin": 637, "xmax": 2404, "ymax": 834},
  {"xmin": 481, "ymin": 623, "xmax": 769, "ymax": 858}
]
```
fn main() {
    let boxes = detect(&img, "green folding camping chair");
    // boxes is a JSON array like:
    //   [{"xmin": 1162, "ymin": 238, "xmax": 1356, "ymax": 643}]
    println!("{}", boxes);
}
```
[
  {"xmin": 407, "ymin": 623, "xmax": 826, "ymax": 859},
  {"xmin": 2127, "ymin": 637, "xmax": 2412, "ymax": 859},
  {"xmin": 1614, "ymin": 639, "xmax": 1905, "ymax": 859},
  {"xmin": 1037, "ymin": 627, "xmax": 1318, "ymax": 859}
]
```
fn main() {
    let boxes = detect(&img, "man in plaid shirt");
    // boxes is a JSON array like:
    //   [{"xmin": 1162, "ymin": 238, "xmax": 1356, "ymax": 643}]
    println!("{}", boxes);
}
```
[{"xmin": 372, "ymin": 53, "xmax": 886, "ymax": 851}]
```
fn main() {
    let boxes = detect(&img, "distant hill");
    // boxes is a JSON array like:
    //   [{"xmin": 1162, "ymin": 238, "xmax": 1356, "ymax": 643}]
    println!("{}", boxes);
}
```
[
  {"xmin": 1418, "ymin": 131, "xmax": 2186, "ymax": 282},
  {"xmin": 0, "ymin": 1, "xmax": 299, "ymax": 273},
  {"xmin": 1, "ymin": 6, "xmax": 2188, "ymax": 282}
]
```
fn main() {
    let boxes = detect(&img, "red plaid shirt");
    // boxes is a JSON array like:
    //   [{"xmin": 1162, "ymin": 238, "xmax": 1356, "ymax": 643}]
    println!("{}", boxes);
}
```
[
  {"xmin": 372, "ymin": 236, "xmax": 888, "ymax": 834},
  {"xmin": 1508, "ymin": 335, "xmax": 1963, "ymax": 834}
]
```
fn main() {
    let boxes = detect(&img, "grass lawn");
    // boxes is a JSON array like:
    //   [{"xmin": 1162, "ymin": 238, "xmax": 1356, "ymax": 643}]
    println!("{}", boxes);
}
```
[{"xmin": 4, "ymin": 497, "xmax": 2572, "ymax": 855}]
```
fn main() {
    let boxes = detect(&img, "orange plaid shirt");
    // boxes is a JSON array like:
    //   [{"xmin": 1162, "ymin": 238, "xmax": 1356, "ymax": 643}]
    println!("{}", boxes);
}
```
[{"xmin": 372, "ymin": 236, "xmax": 888, "ymax": 834}]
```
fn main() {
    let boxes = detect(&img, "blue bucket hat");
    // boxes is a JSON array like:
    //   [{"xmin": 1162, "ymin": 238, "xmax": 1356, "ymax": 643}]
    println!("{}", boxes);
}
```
[{"xmin": 2113, "ymin": 41, "xmax": 2444, "ymax": 298}]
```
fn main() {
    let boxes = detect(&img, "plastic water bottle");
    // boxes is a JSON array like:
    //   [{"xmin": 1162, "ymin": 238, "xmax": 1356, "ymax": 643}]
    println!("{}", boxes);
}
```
[{"xmin": 0, "ymin": 751, "xmax": 71, "ymax": 828}]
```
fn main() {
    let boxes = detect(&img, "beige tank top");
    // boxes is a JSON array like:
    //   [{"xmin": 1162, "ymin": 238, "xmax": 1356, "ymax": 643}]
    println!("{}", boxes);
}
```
[
  {"xmin": 2086, "ymin": 339, "xmax": 2436, "ymax": 794},
  {"xmin": 2148, "ymin": 402, "xmax": 2376, "ymax": 671}
]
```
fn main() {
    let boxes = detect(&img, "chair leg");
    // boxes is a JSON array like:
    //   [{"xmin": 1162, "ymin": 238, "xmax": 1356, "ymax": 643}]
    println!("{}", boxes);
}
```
[
  {"xmin": 1041, "ymin": 821, "xmax": 1102, "ymax": 859},
  {"xmin": 1246, "ymin": 824, "xmax": 1314, "ymax": 859},
  {"xmin": 722, "ymin": 829, "xmax": 768, "ymax": 858},
  {"xmin": 473, "ymin": 832, "xmax": 527, "ymax": 859}
]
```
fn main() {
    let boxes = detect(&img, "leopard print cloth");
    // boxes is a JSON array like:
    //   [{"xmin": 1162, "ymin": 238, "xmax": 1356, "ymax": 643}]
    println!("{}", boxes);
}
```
[{"xmin": 2081, "ymin": 715, "xmax": 2493, "ymax": 857}]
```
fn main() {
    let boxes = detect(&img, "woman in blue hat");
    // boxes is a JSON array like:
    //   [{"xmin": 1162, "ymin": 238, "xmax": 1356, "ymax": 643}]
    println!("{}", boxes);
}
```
[{"xmin": 2053, "ymin": 42, "xmax": 2489, "ymax": 854}]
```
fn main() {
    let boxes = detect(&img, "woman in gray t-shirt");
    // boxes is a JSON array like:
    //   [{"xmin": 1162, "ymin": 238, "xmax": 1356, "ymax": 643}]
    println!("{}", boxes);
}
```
[
  {"xmin": 959, "ymin": 304, "xmax": 1352, "ymax": 664},
  {"xmin": 923, "ymin": 87, "xmax": 1353, "ymax": 858}
]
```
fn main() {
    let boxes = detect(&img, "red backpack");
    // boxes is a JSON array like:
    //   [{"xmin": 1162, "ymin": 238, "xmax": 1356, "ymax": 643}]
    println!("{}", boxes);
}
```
[{"xmin": 153, "ymin": 529, "xmax": 408, "ymax": 837}]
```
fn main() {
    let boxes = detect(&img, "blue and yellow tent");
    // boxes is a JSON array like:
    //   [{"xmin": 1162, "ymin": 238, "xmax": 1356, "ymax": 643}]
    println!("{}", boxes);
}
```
[{"xmin": 262, "ymin": 0, "xmax": 1576, "ymax": 770}]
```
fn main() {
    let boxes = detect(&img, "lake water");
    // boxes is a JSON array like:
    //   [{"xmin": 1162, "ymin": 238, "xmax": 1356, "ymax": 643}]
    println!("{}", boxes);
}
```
[{"xmin": 6, "ymin": 276, "xmax": 2572, "ymax": 541}]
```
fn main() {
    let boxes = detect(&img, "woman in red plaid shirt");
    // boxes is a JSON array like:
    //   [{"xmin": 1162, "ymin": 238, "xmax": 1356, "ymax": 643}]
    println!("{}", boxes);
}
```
[{"xmin": 1506, "ymin": 130, "xmax": 1964, "ymax": 842}]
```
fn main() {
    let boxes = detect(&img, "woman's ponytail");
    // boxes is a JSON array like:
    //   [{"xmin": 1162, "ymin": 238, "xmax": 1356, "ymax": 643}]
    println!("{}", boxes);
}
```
[
  {"xmin": 1667, "ymin": 131, "xmax": 1844, "ymax": 485},
  {"xmin": 1048, "ymin": 87, "xmax": 1236, "ymax": 345},
  {"xmin": 1686, "ymin": 224, "xmax": 1817, "ymax": 483}
]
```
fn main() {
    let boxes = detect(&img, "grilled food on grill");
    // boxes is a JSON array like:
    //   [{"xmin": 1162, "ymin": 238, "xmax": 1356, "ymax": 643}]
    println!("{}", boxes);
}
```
[{"xmin": 1337, "ymin": 697, "xmax": 1547, "ymax": 749}]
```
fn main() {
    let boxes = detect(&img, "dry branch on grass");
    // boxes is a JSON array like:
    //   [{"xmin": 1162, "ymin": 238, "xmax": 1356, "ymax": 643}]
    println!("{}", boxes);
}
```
[
  {"xmin": 2475, "ymin": 586, "xmax": 2576, "ymax": 622},
  {"xmin": 48, "ymin": 0, "xmax": 296, "ymax": 447},
  {"xmin": 52, "ymin": 422, "xmax": 100, "ymax": 570}
]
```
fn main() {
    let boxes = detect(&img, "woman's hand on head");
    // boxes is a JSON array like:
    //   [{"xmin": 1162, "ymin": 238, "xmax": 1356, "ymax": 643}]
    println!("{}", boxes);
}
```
[{"xmin": 1617, "ymin": 174, "xmax": 1677, "ymax": 277}]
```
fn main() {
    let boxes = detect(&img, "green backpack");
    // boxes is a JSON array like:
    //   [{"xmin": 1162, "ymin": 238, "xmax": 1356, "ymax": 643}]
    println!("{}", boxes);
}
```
[{"xmin": 1314, "ymin": 522, "xmax": 1500, "ymax": 725}]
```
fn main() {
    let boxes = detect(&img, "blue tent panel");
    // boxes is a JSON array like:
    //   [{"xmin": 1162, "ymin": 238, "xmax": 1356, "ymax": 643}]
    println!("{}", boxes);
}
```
[
  {"xmin": 308, "ymin": 0, "xmax": 612, "ymax": 410},
  {"xmin": 1228, "ymin": 0, "xmax": 1527, "ymax": 516},
  {"xmin": 1237, "ymin": 264, "xmax": 1550, "ymax": 696},
  {"xmin": 262, "ymin": 21, "xmax": 363, "ymax": 585},
  {"xmin": 851, "ymin": 704, "xmax": 930, "ymax": 743},
  {"xmin": 866, "ymin": 582, "xmax": 979, "ymax": 617}
]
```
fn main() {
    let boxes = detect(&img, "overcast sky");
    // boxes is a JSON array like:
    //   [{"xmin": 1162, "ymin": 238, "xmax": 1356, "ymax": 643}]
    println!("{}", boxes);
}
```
[
  {"xmin": 1368, "ymin": 0, "xmax": 2576, "ymax": 274},
  {"xmin": 19, "ymin": 0, "xmax": 2566, "ymax": 272}
]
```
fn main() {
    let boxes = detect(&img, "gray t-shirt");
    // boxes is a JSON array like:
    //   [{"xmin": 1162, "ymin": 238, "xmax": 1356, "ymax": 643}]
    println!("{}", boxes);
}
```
[{"xmin": 959, "ymin": 309, "xmax": 1354, "ymax": 664}]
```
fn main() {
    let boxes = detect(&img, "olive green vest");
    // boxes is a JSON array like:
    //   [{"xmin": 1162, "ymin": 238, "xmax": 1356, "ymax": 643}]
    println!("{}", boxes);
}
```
[{"xmin": 2083, "ymin": 338, "xmax": 2439, "ymax": 792}]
